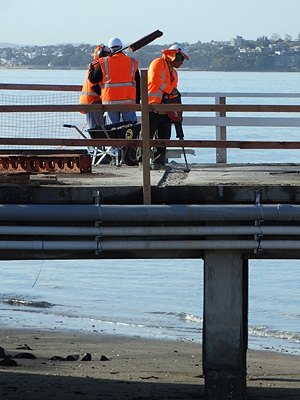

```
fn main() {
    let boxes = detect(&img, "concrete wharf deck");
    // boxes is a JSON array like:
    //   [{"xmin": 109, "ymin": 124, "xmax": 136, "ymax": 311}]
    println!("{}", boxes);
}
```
[{"xmin": 2, "ymin": 162, "xmax": 300, "ymax": 205}]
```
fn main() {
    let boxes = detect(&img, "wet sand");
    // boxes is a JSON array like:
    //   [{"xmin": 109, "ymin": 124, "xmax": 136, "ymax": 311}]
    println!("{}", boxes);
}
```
[{"xmin": 0, "ymin": 328, "xmax": 299, "ymax": 399}]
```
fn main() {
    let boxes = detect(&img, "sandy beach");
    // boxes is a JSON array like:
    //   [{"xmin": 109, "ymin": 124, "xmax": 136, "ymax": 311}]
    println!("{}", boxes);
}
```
[{"xmin": 0, "ymin": 328, "xmax": 299, "ymax": 399}]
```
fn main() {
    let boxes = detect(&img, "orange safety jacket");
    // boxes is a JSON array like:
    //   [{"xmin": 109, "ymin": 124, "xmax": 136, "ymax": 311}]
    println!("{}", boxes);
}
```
[
  {"xmin": 79, "ymin": 60, "xmax": 101, "ymax": 112},
  {"xmin": 99, "ymin": 53, "xmax": 138, "ymax": 105},
  {"xmin": 148, "ymin": 57, "xmax": 178, "ymax": 104}
]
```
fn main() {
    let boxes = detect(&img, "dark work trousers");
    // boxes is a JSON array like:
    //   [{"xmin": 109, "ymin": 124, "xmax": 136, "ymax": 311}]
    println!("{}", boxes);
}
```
[{"xmin": 136, "ymin": 111, "xmax": 172, "ymax": 164}]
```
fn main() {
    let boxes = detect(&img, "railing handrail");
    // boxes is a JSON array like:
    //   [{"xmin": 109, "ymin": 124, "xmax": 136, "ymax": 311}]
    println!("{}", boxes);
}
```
[
  {"xmin": 0, "ymin": 83, "xmax": 82, "ymax": 91},
  {"xmin": 1, "ymin": 104, "xmax": 300, "ymax": 113},
  {"xmin": 0, "ymin": 137, "xmax": 300, "ymax": 149},
  {"xmin": 182, "ymin": 92, "xmax": 300, "ymax": 98},
  {"xmin": 1, "ymin": 83, "xmax": 300, "ymax": 98}
]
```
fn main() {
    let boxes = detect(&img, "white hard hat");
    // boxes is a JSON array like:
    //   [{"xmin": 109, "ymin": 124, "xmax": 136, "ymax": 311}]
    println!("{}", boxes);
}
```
[
  {"xmin": 168, "ymin": 44, "xmax": 181, "ymax": 51},
  {"xmin": 108, "ymin": 37, "xmax": 122, "ymax": 49},
  {"xmin": 168, "ymin": 44, "xmax": 189, "ymax": 60}
]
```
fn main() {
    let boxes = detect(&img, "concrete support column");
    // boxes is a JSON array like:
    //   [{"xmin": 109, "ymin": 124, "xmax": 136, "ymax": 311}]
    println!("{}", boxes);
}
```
[{"xmin": 203, "ymin": 250, "xmax": 248, "ymax": 400}]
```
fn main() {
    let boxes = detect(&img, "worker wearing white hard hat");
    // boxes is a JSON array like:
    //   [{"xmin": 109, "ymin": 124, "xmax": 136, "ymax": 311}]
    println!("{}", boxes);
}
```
[
  {"xmin": 89, "ymin": 37, "xmax": 140, "ymax": 124},
  {"xmin": 136, "ymin": 42, "xmax": 189, "ymax": 170}
]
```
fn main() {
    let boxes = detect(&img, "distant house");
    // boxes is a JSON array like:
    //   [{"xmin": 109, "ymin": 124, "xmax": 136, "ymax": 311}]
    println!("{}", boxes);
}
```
[{"xmin": 231, "ymin": 36, "xmax": 245, "ymax": 48}]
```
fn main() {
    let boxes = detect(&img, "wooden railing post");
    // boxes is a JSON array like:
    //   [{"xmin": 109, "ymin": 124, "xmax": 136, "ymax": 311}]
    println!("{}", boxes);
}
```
[
  {"xmin": 216, "ymin": 96, "xmax": 227, "ymax": 163},
  {"xmin": 140, "ymin": 69, "xmax": 151, "ymax": 205}
]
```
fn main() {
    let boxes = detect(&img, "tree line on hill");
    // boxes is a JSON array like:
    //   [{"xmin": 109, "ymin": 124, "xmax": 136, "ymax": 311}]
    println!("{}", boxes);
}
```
[{"xmin": 1, "ymin": 35, "xmax": 300, "ymax": 71}]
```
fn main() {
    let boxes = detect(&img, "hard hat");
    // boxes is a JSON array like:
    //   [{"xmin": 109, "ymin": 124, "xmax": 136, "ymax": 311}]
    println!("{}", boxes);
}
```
[
  {"xmin": 167, "ymin": 44, "xmax": 189, "ymax": 60},
  {"xmin": 108, "ymin": 37, "xmax": 122, "ymax": 49},
  {"xmin": 97, "ymin": 45, "xmax": 110, "ymax": 58}
]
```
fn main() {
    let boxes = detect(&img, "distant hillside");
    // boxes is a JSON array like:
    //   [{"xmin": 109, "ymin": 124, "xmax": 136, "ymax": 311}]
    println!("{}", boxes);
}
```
[{"xmin": 1, "ymin": 39, "xmax": 299, "ymax": 71}]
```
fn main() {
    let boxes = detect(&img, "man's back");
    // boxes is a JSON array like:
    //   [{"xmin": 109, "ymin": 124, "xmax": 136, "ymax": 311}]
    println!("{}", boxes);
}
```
[{"xmin": 100, "ymin": 52, "xmax": 138, "ymax": 105}]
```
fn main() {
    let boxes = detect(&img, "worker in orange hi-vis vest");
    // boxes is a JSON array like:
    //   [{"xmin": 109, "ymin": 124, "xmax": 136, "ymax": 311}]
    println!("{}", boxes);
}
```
[
  {"xmin": 88, "ymin": 37, "xmax": 140, "ymax": 125},
  {"xmin": 136, "ymin": 44, "xmax": 189, "ymax": 170},
  {"xmin": 79, "ymin": 45, "xmax": 110, "ymax": 129}
]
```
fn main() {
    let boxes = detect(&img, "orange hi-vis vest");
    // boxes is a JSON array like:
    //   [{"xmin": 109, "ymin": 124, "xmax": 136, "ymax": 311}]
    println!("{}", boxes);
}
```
[
  {"xmin": 79, "ymin": 60, "xmax": 101, "ymax": 110},
  {"xmin": 148, "ymin": 58, "xmax": 178, "ymax": 104},
  {"xmin": 99, "ymin": 53, "xmax": 138, "ymax": 105}
]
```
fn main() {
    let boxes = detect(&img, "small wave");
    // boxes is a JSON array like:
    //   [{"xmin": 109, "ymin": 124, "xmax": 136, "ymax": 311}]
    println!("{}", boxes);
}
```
[
  {"xmin": 0, "ymin": 297, "xmax": 53, "ymax": 308},
  {"xmin": 144, "ymin": 311, "xmax": 203, "ymax": 324},
  {"xmin": 249, "ymin": 325, "xmax": 300, "ymax": 343},
  {"xmin": 183, "ymin": 313, "xmax": 203, "ymax": 324}
]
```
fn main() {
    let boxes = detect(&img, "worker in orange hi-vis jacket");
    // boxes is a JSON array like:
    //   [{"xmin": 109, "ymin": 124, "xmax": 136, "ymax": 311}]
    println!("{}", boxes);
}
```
[
  {"xmin": 136, "ymin": 44, "xmax": 189, "ymax": 170},
  {"xmin": 88, "ymin": 37, "xmax": 141, "ymax": 125},
  {"xmin": 79, "ymin": 45, "xmax": 110, "ymax": 129}
]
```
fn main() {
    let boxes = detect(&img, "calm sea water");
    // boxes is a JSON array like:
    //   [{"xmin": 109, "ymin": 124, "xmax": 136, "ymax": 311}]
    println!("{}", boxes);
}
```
[{"xmin": 0, "ymin": 69, "xmax": 299, "ymax": 356}]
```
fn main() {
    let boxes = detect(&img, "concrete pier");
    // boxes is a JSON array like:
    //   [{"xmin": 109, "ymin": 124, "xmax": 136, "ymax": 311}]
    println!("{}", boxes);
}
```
[{"xmin": 1, "ymin": 161, "xmax": 300, "ymax": 399}]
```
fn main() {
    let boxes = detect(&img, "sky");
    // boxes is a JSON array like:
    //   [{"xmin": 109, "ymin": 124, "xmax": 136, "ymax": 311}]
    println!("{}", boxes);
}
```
[{"xmin": 1, "ymin": 0, "xmax": 299, "ymax": 47}]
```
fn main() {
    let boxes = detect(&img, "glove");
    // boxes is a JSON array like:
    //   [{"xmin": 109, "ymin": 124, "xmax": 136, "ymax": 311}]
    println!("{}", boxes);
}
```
[
  {"xmin": 171, "ymin": 87, "xmax": 179, "ymax": 96},
  {"xmin": 91, "ymin": 84, "xmax": 101, "ymax": 96}
]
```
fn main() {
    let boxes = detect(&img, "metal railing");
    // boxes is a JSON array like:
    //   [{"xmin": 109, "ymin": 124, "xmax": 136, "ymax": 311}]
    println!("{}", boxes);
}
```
[{"xmin": 180, "ymin": 91, "xmax": 300, "ymax": 163}]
